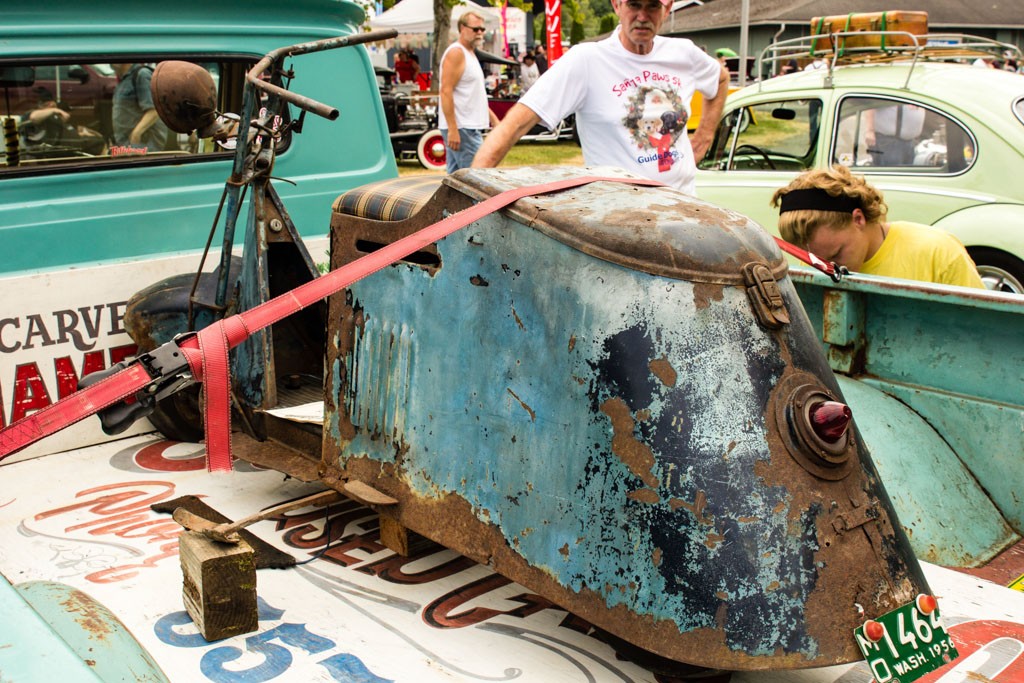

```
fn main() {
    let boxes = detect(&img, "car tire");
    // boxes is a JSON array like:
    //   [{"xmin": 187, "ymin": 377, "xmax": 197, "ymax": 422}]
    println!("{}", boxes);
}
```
[
  {"xmin": 416, "ymin": 129, "xmax": 446, "ymax": 170},
  {"xmin": 968, "ymin": 248, "xmax": 1024, "ymax": 295},
  {"xmin": 148, "ymin": 385, "xmax": 205, "ymax": 443}
]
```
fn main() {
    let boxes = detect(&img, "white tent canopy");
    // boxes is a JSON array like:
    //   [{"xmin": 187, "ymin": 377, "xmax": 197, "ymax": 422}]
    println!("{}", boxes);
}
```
[{"xmin": 370, "ymin": 0, "xmax": 524, "ymax": 41}]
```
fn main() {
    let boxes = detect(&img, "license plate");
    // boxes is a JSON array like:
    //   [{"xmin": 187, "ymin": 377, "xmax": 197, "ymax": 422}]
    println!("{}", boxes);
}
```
[{"xmin": 854, "ymin": 595, "xmax": 959, "ymax": 683}]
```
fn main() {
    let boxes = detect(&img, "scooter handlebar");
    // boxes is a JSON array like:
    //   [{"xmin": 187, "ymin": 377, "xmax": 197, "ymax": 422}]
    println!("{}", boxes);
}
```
[{"xmin": 246, "ymin": 29, "xmax": 399, "ymax": 120}]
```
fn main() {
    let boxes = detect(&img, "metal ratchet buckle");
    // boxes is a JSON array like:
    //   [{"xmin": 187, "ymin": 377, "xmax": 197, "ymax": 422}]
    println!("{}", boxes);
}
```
[
  {"xmin": 79, "ymin": 332, "xmax": 197, "ymax": 435},
  {"xmin": 829, "ymin": 263, "xmax": 850, "ymax": 283}
]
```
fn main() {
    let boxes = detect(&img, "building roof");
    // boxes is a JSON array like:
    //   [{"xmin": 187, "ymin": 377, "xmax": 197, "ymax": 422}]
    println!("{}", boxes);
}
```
[{"xmin": 665, "ymin": 0, "xmax": 1024, "ymax": 32}]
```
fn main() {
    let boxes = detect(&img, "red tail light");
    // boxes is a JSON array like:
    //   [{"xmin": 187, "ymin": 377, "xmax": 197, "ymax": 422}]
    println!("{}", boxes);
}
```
[
  {"xmin": 863, "ymin": 619, "xmax": 885, "ymax": 642},
  {"xmin": 916, "ymin": 594, "xmax": 938, "ymax": 615},
  {"xmin": 808, "ymin": 400, "xmax": 852, "ymax": 443}
]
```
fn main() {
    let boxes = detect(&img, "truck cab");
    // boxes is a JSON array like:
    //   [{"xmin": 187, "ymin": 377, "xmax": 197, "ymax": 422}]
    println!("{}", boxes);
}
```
[{"xmin": 0, "ymin": 0, "xmax": 397, "ymax": 459}]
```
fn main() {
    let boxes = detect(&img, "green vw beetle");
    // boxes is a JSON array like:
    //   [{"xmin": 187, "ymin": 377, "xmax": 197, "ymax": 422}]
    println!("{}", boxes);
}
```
[{"xmin": 696, "ymin": 34, "xmax": 1024, "ymax": 293}]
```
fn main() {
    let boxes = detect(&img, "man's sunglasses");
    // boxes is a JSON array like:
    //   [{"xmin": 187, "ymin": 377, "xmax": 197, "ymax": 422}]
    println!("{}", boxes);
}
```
[{"xmin": 464, "ymin": 25, "xmax": 486, "ymax": 33}]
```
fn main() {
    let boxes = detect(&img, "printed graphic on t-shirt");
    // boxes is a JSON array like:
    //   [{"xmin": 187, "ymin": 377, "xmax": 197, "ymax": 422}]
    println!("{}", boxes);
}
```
[{"xmin": 622, "ymin": 84, "xmax": 688, "ymax": 174}]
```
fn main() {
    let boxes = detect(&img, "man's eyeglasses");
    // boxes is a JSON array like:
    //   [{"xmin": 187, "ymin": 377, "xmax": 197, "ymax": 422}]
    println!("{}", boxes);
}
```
[{"xmin": 463, "ymin": 25, "xmax": 486, "ymax": 33}]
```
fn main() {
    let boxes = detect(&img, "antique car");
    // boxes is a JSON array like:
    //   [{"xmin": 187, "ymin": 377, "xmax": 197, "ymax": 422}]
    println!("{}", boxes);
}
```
[{"xmin": 695, "ymin": 32, "xmax": 1024, "ymax": 293}]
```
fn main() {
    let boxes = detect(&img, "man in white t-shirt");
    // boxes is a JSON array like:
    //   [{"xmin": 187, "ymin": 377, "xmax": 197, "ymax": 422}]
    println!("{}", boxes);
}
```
[
  {"xmin": 472, "ymin": 0, "xmax": 728, "ymax": 195},
  {"xmin": 439, "ymin": 11, "xmax": 500, "ymax": 172}
]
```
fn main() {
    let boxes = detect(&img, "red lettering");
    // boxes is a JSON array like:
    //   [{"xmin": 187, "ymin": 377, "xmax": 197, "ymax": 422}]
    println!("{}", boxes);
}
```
[
  {"xmin": 11, "ymin": 362, "xmax": 52, "ymax": 422},
  {"xmin": 35, "ymin": 481, "xmax": 177, "ymax": 521},
  {"xmin": 320, "ymin": 532, "xmax": 387, "ymax": 567},
  {"xmin": 54, "ymin": 351, "xmax": 106, "ymax": 398},
  {"xmin": 33, "ymin": 481, "xmax": 179, "ymax": 584},
  {"xmin": 358, "ymin": 542, "xmax": 475, "ymax": 585},
  {"xmin": 422, "ymin": 574, "xmax": 558, "ymax": 629},
  {"xmin": 277, "ymin": 499, "xmax": 366, "ymax": 548},
  {"xmin": 109, "ymin": 343, "xmax": 137, "ymax": 365},
  {"xmin": 133, "ymin": 441, "xmax": 206, "ymax": 472}
]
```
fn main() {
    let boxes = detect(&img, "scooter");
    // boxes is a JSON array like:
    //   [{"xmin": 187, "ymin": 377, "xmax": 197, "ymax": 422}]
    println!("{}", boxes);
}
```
[{"xmin": 120, "ymin": 34, "xmax": 942, "ymax": 679}]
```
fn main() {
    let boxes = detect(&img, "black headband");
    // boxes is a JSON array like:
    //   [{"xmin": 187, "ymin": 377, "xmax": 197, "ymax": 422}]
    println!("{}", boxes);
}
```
[{"xmin": 779, "ymin": 188, "xmax": 862, "ymax": 214}]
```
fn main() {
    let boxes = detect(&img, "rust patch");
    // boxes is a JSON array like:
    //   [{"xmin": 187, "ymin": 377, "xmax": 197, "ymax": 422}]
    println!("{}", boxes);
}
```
[
  {"xmin": 767, "ymin": 581, "xmax": 781, "ymax": 592},
  {"xmin": 600, "ymin": 397, "xmax": 659, "ymax": 489},
  {"xmin": 669, "ymin": 491, "xmax": 712, "ymax": 525},
  {"xmin": 627, "ymin": 488, "xmax": 661, "ymax": 504},
  {"xmin": 337, "ymin": 454, "xmax": 856, "ymax": 669},
  {"xmin": 469, "ymin": 274, "xmax": 489, "ymax": 287},
  {"xmin": 506, "ymin": 388, "xmax": 536, "ymax": 422},
  {"xmin": 648, "ymin": 356, "xmax": 677, "ymax": 388},
  {"xmin": 692, "ymin": 282, "xmax": 725, "ymax": 311},
  {"xmin": 511, "ymin": 304, "xmax": 525, "ymax": 331},
  {"xmin": 560, "ymin": 543, "xmax": 570, "ymax": 558},
  {"xmin": 652, "ymin": 547, "xmax": 663, "ymax": 567},
  {"xmin": 60, "ymin": 589, "xmax": 115, "ymax": 641},
  {"xmin": 635, "ymin": 408, "xmax": 651, "ymax": 422},
  {"xmin": 568, "ymin": 334, "xmax": 576, "ymax": 352},
  {"xmin": 704, "ymin": 532, "xmax": 725, "ymax": 549}
]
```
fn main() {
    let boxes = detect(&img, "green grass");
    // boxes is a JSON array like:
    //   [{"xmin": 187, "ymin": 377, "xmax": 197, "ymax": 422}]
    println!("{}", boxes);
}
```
[{"xmin": 397, "ymin": 140, "xmax": 583, "ymax": 176}]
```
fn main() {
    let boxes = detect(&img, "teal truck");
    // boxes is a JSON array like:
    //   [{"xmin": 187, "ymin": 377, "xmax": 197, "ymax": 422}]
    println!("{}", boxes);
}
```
[{"xmin": 0, "ymin": 3, "xmax": 1023, "ymax": 682}]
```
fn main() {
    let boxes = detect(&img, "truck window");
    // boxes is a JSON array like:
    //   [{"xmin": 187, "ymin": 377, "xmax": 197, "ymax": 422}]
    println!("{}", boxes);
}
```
[
  {"xmin": 699, "ymin": 99, "xmax": 821, "ymax": 172},
  {"xmin": 832, "ymin": 97, "xmax": 975, "ymax": 173},
  {"xmin": 0, "ymin": 59, "xmax": 272, "ymax": 174}
]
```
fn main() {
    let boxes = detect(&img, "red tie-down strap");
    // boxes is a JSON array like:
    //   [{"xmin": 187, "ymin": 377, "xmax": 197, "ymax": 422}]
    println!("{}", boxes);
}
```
[
  {"xmin": 0, "ymin": 175, "xmax": 662, "ymax": 470},
  {"xmin": 772, "ymin": 237, "xmax": 849, "ymax": 282}
]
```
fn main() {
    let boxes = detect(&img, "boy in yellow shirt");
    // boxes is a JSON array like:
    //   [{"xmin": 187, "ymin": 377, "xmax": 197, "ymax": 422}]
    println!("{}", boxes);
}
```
[{"xmin": 771, "ymin": 166, "xmax": 984, "ymax": 289}]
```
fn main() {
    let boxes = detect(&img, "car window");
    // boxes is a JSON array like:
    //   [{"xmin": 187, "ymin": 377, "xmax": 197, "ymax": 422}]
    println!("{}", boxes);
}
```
[
  {"xmin": 1014, "ymin": 97, "xmax": 1024, "ymax": 127},
  {"xmin": 0, "ymin": 58, "xmax": 271, "ymax": 174},
  {"xmin": 699, "ymin": 99, "xmax": 821, "ymax": 171},
  {"xmin": 832, "ymin": 97, "xmax": 975, "ymax": 174}
]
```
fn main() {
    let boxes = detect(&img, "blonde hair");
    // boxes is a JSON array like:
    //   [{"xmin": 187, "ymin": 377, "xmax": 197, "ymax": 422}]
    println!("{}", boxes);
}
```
[
  {"xmin": 458, "ymin": 11, "xmax": 485, "ymax": 28},
  {"xmin": 770, "ymin": 165, "xmax": 887, "ymax": 246}
]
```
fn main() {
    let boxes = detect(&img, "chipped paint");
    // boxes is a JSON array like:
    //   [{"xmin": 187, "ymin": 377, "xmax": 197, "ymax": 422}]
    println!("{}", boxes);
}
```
[{"xmin": 324, "ymin": 169, "xmax": 926, "ymax": 670}]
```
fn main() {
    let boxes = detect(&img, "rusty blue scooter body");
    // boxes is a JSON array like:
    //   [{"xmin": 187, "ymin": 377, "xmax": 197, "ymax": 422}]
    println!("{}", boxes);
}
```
[{"xmin": 321, "ymin": 166, "xmax": 927, "ymax": 671}]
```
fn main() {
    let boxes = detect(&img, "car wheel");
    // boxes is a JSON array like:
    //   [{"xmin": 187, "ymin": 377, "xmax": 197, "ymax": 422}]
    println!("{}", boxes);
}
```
[
  {"xmin": 968, "ymin": 248, "xmax": 1024, "ymax": 294},
  {"xmin": 416, "ymin": 129, "xmax": 446, "ymax": 170},
  {"xmin": 148, "ymin": 385, "xmax": 205, "ymax": 443}
]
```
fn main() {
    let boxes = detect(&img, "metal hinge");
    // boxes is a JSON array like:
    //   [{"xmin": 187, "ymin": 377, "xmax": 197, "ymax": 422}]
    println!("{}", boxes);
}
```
[{"xmin": 743, "ymin": 262, "xmax": 790, "ymax": 329}]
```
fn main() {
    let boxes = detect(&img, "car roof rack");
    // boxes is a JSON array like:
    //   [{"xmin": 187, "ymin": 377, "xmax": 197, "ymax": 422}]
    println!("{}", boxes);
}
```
[{"xmin": 757, "ymin": 32, "xmax": 1022, "ymax": 90}]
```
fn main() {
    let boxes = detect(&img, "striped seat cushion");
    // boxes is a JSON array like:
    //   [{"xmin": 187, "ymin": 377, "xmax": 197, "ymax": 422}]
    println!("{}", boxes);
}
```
[{"xmin": 332, "ymin": 175, "xmax": 443, "ymax": 222}]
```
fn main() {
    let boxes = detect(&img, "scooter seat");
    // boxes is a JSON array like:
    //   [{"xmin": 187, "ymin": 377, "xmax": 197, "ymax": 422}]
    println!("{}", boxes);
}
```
[{"xmin": 332, "ymin": 175, "xmax": 443, "ymax": 223}]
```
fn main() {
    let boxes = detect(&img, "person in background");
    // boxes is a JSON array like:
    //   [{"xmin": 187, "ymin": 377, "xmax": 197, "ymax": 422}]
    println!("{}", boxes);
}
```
[
  {"xmin": 394, "ymin": 50, "xmax": 416, "ymax": 83},
  {"xmin": 473, "ymin": 0, "xmax": 728, "ymax": 196},
  {"xmin": 533, "ymin": 44, "xmax": 548, "ymax": 74},
  {"xmin": 863, "ymin": 104, "xmax": 925, "ymax": 167},
  {"xmin": 715, "ymin": 47, "xmax": 737, "ymax": 67},
  {"xmin": 438, "ymin": 11, "xmax": 500, "ymax": 172},
  {"xmin": 111, "ymin": 63, "xmax": 169, "ymax": 152},
  {"xmin": 519, "ymin": 52, "xmax": 540, "ymax": 93},
  {"xmin": 771, "ymin": 165, "xmax": 985, "ymax": 288}
]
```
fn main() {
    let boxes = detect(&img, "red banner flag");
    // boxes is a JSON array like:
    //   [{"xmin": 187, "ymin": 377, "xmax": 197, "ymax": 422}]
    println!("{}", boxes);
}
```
[{"xmin": 545, "ymin": 0, "xmax": 563, "ymax": 62}]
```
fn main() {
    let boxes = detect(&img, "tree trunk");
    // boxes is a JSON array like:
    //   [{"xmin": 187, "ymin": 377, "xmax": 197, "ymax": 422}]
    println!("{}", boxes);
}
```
[{"xmin": 431, "ymin": 0, "xmax": 453, "ymax": 84}]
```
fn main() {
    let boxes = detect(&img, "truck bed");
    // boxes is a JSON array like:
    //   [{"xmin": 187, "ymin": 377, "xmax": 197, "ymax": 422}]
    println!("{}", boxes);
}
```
[{"xmin": 2, "ymin": 433, "xmax": 1024, "ymax": 682}]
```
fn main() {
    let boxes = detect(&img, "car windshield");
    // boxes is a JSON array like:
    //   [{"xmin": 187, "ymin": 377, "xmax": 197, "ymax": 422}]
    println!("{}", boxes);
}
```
[{"xmin": 699, "ymin": 98, "xmax": 821, "ymax": 171}]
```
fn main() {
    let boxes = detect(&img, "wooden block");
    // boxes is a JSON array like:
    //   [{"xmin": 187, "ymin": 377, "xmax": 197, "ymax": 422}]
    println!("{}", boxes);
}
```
[
  {"xmin": 379, "ymin": 514, "xmax": 410, "ymax": 556},
  {"xmin": 179, "ymin": 530, "xmax": 258, "ymax": 641}
]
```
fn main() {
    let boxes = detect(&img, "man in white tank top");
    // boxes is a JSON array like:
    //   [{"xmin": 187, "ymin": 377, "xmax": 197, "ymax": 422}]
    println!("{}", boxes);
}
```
[
  {"xmin": 472, "ymin": 0, "xmax": 728, "ymax": 195},
  {"xmin": 438, "ymin": 11, "xmax": 500, "ymax": 172}
]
